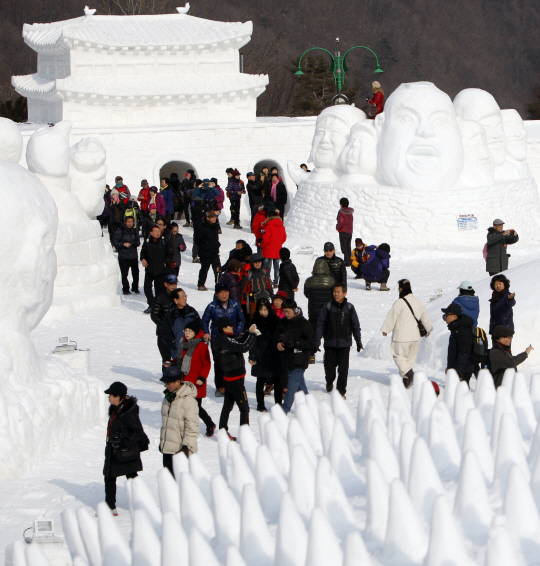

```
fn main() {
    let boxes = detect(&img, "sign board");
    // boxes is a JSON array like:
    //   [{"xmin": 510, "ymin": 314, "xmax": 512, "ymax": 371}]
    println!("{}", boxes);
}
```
[{"xmin": 457, "ymin": 214, "xmax": 478, "ymax": 231}]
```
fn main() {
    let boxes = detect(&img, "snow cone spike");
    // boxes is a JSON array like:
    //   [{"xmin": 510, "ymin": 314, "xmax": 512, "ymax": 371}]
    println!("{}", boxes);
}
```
[
  {"xmin": 399, "ymin": 421, "xmax": 417, "ymax": 487},
  {"xmin": 305, "ymin": 508, "xmax": 343, "ymax": 566},
  {"xmin": 296, "ymin": 402, "xmax": 324, "ymax": 457},
  {"xmin": 474, "ymin": 368, "xmax": 496, "ymax": 434},
  {"xmin": 211, "ymin": 474, "xmax": 241, "ymax": 550},
  {"xmin": 454, "ymin": 450, "xmax": 494, "ymax": 544},
  {"xmin": 330, "ymin": 389, "xmax": 356, "ymax": 438},
  {"xmin": 188, "ymin": 527, "xmax": 221, "ymax": 566},
  {"xmin": 495, "ymin": 413, "xmax": 530, "ymax": 498},
  {"xmin": 319, "ymin": 401, "xmax": 336, "ymax": 454},
  {"xmin": 225, "ymin": 545, "xmax": 248, "ymax": 566},
  {"xmin": 240, "ymin": 483, "xmax": 274, "ymax": 566},
  {"xmin": 157, "ymin": 467, "xmax": 180, "ymax": 519},
  {"xmin": 453, "ymin": 379, "xmax": 475, "ymax": 446},
  {"xmin": 485, "ymin": 515, "xmax": 526, "ymax": 566},
  {"xmin": 187, "ymin": 453, "xmax": 212, "ymax": 507},
  {"xmin": 362, "ymin": 398, "xmax": 388, "ymax": 459},
  {"xmin": 96, "ymin": 502, "xmax": 130, "ymax": 566},
  {"xmin": 10, "ymin": 541, "xmax": 28, "ymax": 566},
  {"xmin": 62, "ymin": 508, "xmax": 88, "ymax": 565},
  {"xmin": 226, "ymin": 440, "xmax": 256, "ymax": 502},
  {"xmin": 287, "ymin": 418, "xmax": 317, "ymax": 468},
  {"xmin": 412, "ymin": 371, "xmax": 429, "ymax": 421},
  {"xmin": 76, "ymin": 508, "xmax": 102, "ymax": 566},
  {"xmin": 257, "ymin": 413, "xmax": 272, "ymax": 445},
  {"xmin": 462, "ymin": 407, "xmax": 494, "ymax": 483},
  {"xmin": 387, "ymin": 380, "xmax": 414, "ymax": 451},
  {"xmin": 343, "ymin": 530, "xmax": 373, "ymax": 566},
  {"xmin": 305, "ymin": 393, "xmax": 320, "ymax": 426},
  {"xmin": 132, "ymin": 509, "xmax": 161, "ymax": 566},
  {"xmin": 270, "ymin": 403, "xmax": 289, "ymax": 439},
  {"xmin": 501, "ymin": 367, "xmax": 516, "ymax": 390},
  {"xmin": 264, "ymin": 419, "xmax": 290, "ymax": 477},
  {"xmin": 217, "ymin": 427, "xmax": 231, "ymax": 478},
  {"xmin": 25, "ymin": 544, "xmax": 52, "ymax": 566},
  {"xmin": 172, "ymin": 450, "xmax": 189, "ymax": 479},
  {"xmin": 356, "ymin": 386, "xmax": 373, "ymax": 442},
  {"xmin": 408, "ymin": 436, "xmax": 444, "ymax": 524},
  {"xmin": 369, "ymin": 418, "xmax": 400, "ymax": 484},
  {"xmin": 294, "ymin": 389, "xmax": 306, "ymax": 407},
  {"xmin": 529, "ymin": 417, "xmax": 540, "ymax": 471},
  {"xmin": 530, "ymin": 374, "xmax": 540, "ymax": 421},
  {"xmin": 288, "ymin": 443, "xmax": 316, "ymax": 524},
  {"xmin": 531, "ymin": 443, "xmax": 540, "ymax": 514},
  {"xmin": 429, "ymin": 400, "xmax": 461, "ymax": 481},
  {"xmin": 328, "ymin": 416, "xmax": 364, "ymax": 496},
  {"xmin": 255, "ymin": 443, "xmax": 287, "ymax": 524},
  {"xmin": 369, "ymin": 382, "xmax": 387, "ymax": 417},
  {"xmin": 161, "ymin": 512, "xmax": 188, "ymax": 566},
  {"xmin": 274, "ymin": 492, "xmax": 308, "ymax": 566},
  {"xmin": 238, "ymin": 424, "xmax": 258, "ymax": 472},
  {"xmin": 425, "ymin": 495, "xmax": 475, "ymax": 566},
  {"xmin": 72, "ymin": 556, "xmax": 88, "ymax": 566},
  {"xmin": 130, "ymin": 476, "xmax": 162, "ymax": 535},
  {"xmin": 416, "ymin": 380, "xmax": 437, "ymax": 440},
  {"xmin": 512, "ymin": 371, "xmax": 537, "ymax": 441},
  {"xmin": 364, "ymin": 459, "xmax": 390, "ymax": 550},
  {"xmin": 443, "ymin": 369, "xmax": 460, "ymax": 415},
  {"xmin": 179, "ymin": 472, "xmax": 215, "ymax": 540},
  {"xmin": 491, "ymin": 386, "xmax": 520, "ymax": 451},
  {"xmin": 314, "ymin": 456, "xmax": 357, "ymax": 539},
  {"xmin": 390, "ymin": 373, "xmax": 412, "ymax": 415},
  {"xmin": 383, "ymin": 478, "xmax": 428, "ymax": 566}
]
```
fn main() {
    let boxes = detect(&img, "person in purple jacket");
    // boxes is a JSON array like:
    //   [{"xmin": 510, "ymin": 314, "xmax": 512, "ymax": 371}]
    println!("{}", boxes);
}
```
[
  {"xmin": 160, "ymin": 178, "xmax": 175, "ymax": 222},
  {"xmin": 336, "ymin": 197, "xmax": 354, "ymax": 267},
  {"xmin": 226, "ymin": 168, "xmax": 245, "ymax": 230},
  {"xmin": 362, "ymin": 243, "xmax": 391, "ymax": 291},
  {"xmin": 489, "ymin": 274, "xmax": 515, "ymax": 335}
]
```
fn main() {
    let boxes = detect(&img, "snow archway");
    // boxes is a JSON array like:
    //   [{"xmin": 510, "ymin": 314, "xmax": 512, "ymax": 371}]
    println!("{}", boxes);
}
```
[
  {"xmin": 159, "ymin": 160, "xmax": 198, "ymax": 183},
  {"xmin": 250, "ymin": 157, "xmax": 292, "ymax": 216},
  {"xmin": 152, "ymin": 153, "xmax": 202, "ymax": 187}
]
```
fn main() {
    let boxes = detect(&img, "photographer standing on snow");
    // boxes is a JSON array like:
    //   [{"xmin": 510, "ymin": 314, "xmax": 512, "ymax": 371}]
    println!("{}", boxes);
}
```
[{"xmin": 485, "ymin": 218, "xmax": 518, "ymax": 275}]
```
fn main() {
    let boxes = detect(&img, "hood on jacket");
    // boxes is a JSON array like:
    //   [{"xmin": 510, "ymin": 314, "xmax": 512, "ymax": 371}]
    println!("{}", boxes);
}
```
[
  {"xmin": 173, "ymin": 381, "xmax": 197, "ymax": 399},
  {"xmin": 183, "ymin": 329, "xmax": 205, "ymax": 342},
  {"xmin": 265, "ymin": 216, "xmax": 284, "ymax": 226},
  {"xmin": 341, "ymin": 207, "xmax": 355, "ymax": 214},
  {"xmin": 108, "ymin": 396, "xmax": 138, "ymax": 417},
  {"xmin": 312, "ymin": 258, "xmax": 331, "ymax": 276}
]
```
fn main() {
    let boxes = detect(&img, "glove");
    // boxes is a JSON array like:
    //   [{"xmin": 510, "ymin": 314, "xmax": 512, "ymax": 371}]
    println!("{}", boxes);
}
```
[{"xmin": 357, "ymin": 343, "xmax": 363, "ymax": 353}]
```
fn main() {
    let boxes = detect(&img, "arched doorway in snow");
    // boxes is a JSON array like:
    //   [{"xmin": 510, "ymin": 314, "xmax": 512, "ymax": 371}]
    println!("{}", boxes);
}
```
[
  {"xmin": 251, "ymin": 158, "xmax": 290, "ymax": 216},
  {"xmin": 159, "ymin": 160, "xmax": 198, "ymax": 184}
]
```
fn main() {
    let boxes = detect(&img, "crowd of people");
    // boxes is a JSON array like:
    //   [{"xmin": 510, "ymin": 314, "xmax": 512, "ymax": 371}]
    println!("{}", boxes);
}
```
[{"xmin": 99, "ymin": 173, "xmax": 534, "ymax": 514}]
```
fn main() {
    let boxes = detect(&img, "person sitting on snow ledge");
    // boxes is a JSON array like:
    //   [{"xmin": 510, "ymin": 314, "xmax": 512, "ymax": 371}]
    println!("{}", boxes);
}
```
[{"xmin": 489, "ymin": 325, "xmax": 533, "ymax": 388}]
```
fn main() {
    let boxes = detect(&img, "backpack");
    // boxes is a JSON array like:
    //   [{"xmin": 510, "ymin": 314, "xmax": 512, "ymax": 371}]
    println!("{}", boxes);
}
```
[
  {"xmin": 470, "ymin": 326, "xmax": 489, "ymax": 366},
  {"xmin": 124, "ymin": 203, "xmax": 140, "ymax": 229},
  {"xmin": 172, "ymin": 187, "xmax": 182, "ymax": 212},
  {"xmin": 247, "ymin": 269, "xmax": 270, "ymax": 302},
  {"xmin": 483, "ymin": 243, "xmax": 488, "ymax": 261}
]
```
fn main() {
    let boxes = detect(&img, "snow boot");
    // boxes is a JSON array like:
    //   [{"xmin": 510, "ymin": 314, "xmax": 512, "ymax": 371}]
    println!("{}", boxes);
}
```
[
  {"xmin": 257, "ymin": 406, "xmax": 268, "ymax": 412},
  {"xmin": 403, "ymin": 369, "xmax": 414, "ymax": 389},
  {"xmin": 326, "ymin": 383, "xmax": 333, "ymax": 392},
  {"xmin": 206, "ymin": 424, "xmax": 216, "ymax": 437},
  {"xmin": 365, "ymin": 282, "xmax": 371, "ymax": 291},
  {"xmin": 143, "ymin": 306, "xmax": 152, "ymax": 314},
  {"xmin": 380, "ymin": 283, "xmax": 390, "ymax": 291},
  {"xmin": 264, "ymin": 384, "xmax": 274, "ymax": 396},
  {"xmin": 233, "ymin": 223, "xmax": 242, "ymax": 230},
  {"xmin": 198, "ymin": 285, "xmax": 208, "ymax": 291},
  {"xmin": 227, "ymin": 432, "xmax": 237, "ymax": 441},
  {"xmin": 192, "ymin": 257, "xmax": 200, "ymax": 264},
  {"xmin": 226, "ymin": 220, "xmax": 235, "ymax": 225}
]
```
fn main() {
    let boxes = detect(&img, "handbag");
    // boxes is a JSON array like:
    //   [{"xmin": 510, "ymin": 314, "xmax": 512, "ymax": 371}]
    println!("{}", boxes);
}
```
[
  {"xmin": 402, "ymin": 297, "xmax": 428, "ymax": 337},
  {"xmin": 113, "ymin": 444, "xmax": 141, "ymax": 464}
]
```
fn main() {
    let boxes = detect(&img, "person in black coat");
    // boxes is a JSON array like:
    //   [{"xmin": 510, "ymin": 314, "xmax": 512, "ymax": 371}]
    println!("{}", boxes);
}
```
[
  {"xmin": 315, "ymin": 284, "xmax": 362, "ymax": 397},
  {"xmin": 441, "ymin": 303, "xmax": 475, "ymax": 384},
  {"xmin": 195, "ymin": 211, "xmax": 221, "ymax": 291},
  {"xmin": 249, "ymin": 299, "xmax": 286, "ymax": 411},
  {"xmin": 485, "ymin": 219, "xmax": 519, "ymax": 275},
  {"xmin": 278, "ymin": 248, "xmax": 299, "ymax": 300},
  {"xmin": 140, "ymin": 225, "xmax": 172, "ymax": 313},
  {"xmin": 103, "ymin": 382, "xmax": 148, "ymax": 514},
  {"xmin": 181, "ymin": 170, "xmax": 196, "ymax": 227},
  {"xmin": 317, "ymin": 242, "xmax": 347, "ymax": 287},
  {"xmin": 150, "ymin": 274, "xmax": 179, "ymax": 367},
  {"xmin": 489, "ymin": 325, "xmax": 533, "ymax": 388},
  {"xmin": 304, "ymin": 258, "xmax": 335, "ymax": 331},
  {"xmin": 267, "ymin": 172, "xmax": 288, "ymax": 217},
  {"xmin": 489, "ymin": 274, "xmax": 516, "ymax": 335},
  {"xmin": 113, "ymin": 217, "xmax": 141, "ymax": 295},
  {"xmin": 246, "ymin": 172, "xmax": 265, "ymax": 223}
]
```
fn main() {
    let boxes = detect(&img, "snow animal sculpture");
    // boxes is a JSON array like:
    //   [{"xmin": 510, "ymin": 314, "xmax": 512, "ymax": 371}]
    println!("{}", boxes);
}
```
[
  {"xmin": 376, "ymin": 82, "xmax": 464, "ymax": 191},
  {"xmin": 338, "ymin": 121, "xmax": 379, "ymax": 184},
  {"xmin": 460, "ymin": 119, "xmax": 495, "ymax": 187},
  {"xmin": 0, "ymin": 117, "xmax": 23, "ymax": 162},
  {"xmin": 501, "ymin": 108, "xmax": 532, "ymax": 180},
  {"xmin": 306, "ymin": 105, "xmax": 366, "ymax": 182}
]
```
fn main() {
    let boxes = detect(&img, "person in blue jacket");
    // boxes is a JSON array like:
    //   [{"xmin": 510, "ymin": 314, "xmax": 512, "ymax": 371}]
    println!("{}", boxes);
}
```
[
  {"xmin": 362, "ymin": 243, "xmax": 391, "ymax": 291},
  {"xmin": 489, "ymin": 274, "xmax": 515, "ymax": 335},
  {"xmin": 452, "ymin": 281, "xmax": 480, "ymax": 326},
  {"xmin": 160, "ymin": 177, "xmax": 175, "ymax": 221},
  {"xmin": 202, "ymin": 282, "xmax": 245, "ymax": 396}
]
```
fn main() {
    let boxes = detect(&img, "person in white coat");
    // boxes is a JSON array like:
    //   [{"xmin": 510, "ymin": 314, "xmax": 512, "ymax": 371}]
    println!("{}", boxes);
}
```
[{"xmin": 381, "ymin": 279, "xmax": 433, "ymax": 388}]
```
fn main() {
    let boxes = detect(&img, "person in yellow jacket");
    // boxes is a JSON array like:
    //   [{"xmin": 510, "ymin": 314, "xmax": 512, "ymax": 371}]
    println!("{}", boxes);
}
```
[{"xmin": 351, "ymin": 238, "xmax": 368, "ymax": 280}]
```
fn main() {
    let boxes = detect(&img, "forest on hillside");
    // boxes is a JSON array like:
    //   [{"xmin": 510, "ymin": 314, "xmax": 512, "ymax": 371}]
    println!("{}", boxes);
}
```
[{"xmin": 2, "ymin": 0, "xmax": 540, "ymax": 118}]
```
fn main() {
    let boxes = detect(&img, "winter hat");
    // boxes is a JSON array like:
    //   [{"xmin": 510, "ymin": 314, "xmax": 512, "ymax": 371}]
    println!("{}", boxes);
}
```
[
  {"xmin": 160, "ymin": 365, "xmax": 183, "ymax": 383},
  {"xmin": 493, "ymin": 218, "xmax": 504, "ymax": 226},
  {"xmin": 184, "ymin": 319, "xmax": 202, "ymax": 335},
  {"xmin": 110, "ymin": 189, "xmax": 119, "ymax": 197},
  {"xmin": 372, "ymin": 81, "xmax": 381, "ymax": 89},
  {"xmin": 232, "ymin": 169, "xmax": 241, "ymax": 176},
  {"xmin": 149, "ymin": 204, "xmax": 157, "ymax": 210},
  {"xmin": 166, "ymin": 274, "xmax": 178, "ymax": 284},
  {"xmin": 324, "ymin": 242, "xmax": 335, "ymax": 252},
  {"xmin": 493, "ymin": 325, "xmax": 515, "ymax": 340},
  {"xmin": 228, "ymin": 259, "xmax": 243, "ymax": 271},
  {"xmin": 115, "ymin": 176, "xmax": 123, "ymax": 181},
  {"xmin": 275, "ymin": 290, "xmax": 288, "ymax": 300},
  {"xmin": 279, "ymin": 248, "xmax": 290, "ymax": 261},
  {"xmin": 247, "ymin": 172, "xmax": 255, "ymax": 177},
  {"xmin": 215, "ymin": 282, "xmax": 230, "ymax": 293},
  {"xmin": 441, "ymin": 303, "xmax": 463, "ymax": 316},
  {"xmin": 355, "ymin": 238, "xmax": 364, "ymax": 245},
  {"xmin": 202, "ymin": 178, "xmax": 211, "ymax": 183},
  {"xmin": 458, "ymin": 281, "xmax": 474, "ymax": 291},
  {"xmin": 216, "ymin": 317, "xmax": 234, "ymax": 333},
  {"xmin": 104, "ymin": 381, "xmax": 128, "ymax": 397},
  {"xmin": 187, "ymin": 169, "xmax": 195, "ymax": 175},
  {"xmin": 249, "ymin": 253, "xmax": 264, "ymax": 264}
]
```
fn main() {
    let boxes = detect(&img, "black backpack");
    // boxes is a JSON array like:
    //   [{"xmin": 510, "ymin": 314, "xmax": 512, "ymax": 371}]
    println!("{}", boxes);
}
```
[{"xmin": 470, "ymin": 326, "xmax": 489, "ymax": 367}]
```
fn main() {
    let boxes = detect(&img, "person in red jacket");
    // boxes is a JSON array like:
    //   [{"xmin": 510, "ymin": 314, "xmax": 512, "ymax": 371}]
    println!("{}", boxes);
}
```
[
  {"xmin": 138, "ymin": 179, "xmax": 150, "ymax": 212},
  {"xmin": 368, "ymin": 81, "xmax": 385, "ymax": 119},
  {"xmin": 261, "ymin": 207, "xmax": 287, "ymax": 287},
  {"xmin": 336, "ymin": 197, "xmax": 354, "ymax": 267},
  {"xmin": 180, "ymin": 319, "xmax": 216, "ymax": 437},
  {"xmin": 252, "ymin": 205, "xmax": 267, "ymax": 253}
]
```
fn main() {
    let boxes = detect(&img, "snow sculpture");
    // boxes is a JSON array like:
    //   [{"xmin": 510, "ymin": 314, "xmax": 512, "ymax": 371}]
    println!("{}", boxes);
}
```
[
  {"xmin": 38, "ymin": 371, "xmax": 540, "ymax": 566},
  {"xmin": 0, "ymin": 117, "xmax": 23, "ymax": 162},
  {"xmin": 286, "ymin": 81, "xmax": 540, "ymax": 246}
]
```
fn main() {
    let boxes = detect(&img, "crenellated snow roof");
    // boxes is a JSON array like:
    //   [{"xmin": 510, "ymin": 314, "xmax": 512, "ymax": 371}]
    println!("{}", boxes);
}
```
[{"xmin": 22, "ymin": 13, "xmax": 253, "ymax": 52}]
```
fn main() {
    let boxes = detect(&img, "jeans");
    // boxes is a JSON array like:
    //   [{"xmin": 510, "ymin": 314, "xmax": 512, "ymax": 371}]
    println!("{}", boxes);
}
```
[
  {"xmin": 263, "ymin": 258, "xmax": 280, "ymax": 285},
  {"xmin": 105, "ymin": 473, "xmax": 137, "ymax": 509},
  {"xmin": 198, "ymin": 257, "xmax": 220, "ymax": 287},
  {"xmin": 219, "ymin": 378, "xmax": 250, "ymax": 430},
  {"xmin": 339, "ymin": 232, "xmax": 352, "ymax": 267},
  {"xmin": 324, "ymin": 347, "xmax": 350, "ymax": 394},
  {"xmin": 282, "ymin": 368, "xmax": 308, "ymax": 414},
  {"xmin": 119, "ymin": 258, "xmax": 139, "ymax": 293}
]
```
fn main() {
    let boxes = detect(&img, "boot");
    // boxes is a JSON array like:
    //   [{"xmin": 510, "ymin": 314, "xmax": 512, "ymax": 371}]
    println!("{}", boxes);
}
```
[
  {"xmin": 226, "ymin": 220, "xmax": 235, "ymax": 225},
  {"xmin": 380, "ymin": 283, "xmax": 390, "ymax": 291},
  {"xmin": 365, "ymin": 282, "xmax": 371, "ymax": 291},
  {"xmin": 403, "ymin": 369, "xmax": 414, "ymax": 389},
  {"xmin": 234, "ymin": 223, "xmax": 242, "ymax": 230}
]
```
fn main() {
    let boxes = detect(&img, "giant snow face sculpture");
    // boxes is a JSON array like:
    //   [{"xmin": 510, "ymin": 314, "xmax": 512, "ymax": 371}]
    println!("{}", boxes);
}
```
[
  {"xmin": 308, "ymin": 105, "xmax": 366, "ymax": 182},
  {"xmin": 460, "ymin": 119, "xmax": 495, "ymax": 187},
  {"xmin": 377, "ymin": 82, "xmax": 464, "ymax": 190},
  {"xmin": 339, "ymin": 121, "xmax": 378, "ymax": 183},
  {"xmin": 502, "ymin": 109, "xmax": 527, "ymax": 162},
  {"xmin": 0, "ymin": 117, "xmax": 23, "ymax": 163}
]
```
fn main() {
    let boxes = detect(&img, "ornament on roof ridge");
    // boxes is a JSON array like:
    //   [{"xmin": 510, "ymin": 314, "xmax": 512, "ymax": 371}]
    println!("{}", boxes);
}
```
[
  {"xmin": 84, "ymin": 6, "xmax": 96, "ymax": 16},
  {"xmin": 176, "ymin": 3, "xmax": 190, "ymax": 14}
]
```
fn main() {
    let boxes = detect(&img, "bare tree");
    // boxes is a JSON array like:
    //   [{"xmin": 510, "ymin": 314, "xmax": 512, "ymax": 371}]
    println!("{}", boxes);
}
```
[{"xmin": 97, "ymin": 0, "xmax": 176, "ymax": 15}]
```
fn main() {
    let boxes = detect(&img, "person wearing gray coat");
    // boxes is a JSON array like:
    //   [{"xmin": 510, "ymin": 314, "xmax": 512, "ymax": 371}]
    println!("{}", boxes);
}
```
[{"xmin": 485, "ymin": 218, "xmax": 519, "ymax": 275}]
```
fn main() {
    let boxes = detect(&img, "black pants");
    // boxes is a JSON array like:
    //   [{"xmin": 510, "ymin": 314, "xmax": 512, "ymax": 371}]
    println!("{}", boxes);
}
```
[
  {"xmin": 183, "ymin": 201, "xmax": 191, "ymax": 224},
  {"xmin": 98, "ymin": 215, "xmax": 109, "ymax": 229},
  {"xmin": 119, "ymin": 258, "xmax": 139, "ymax": 293},
  {"xmin": 375, "ymin": 268, "xmax": 390, "ymax": 284},
  {"xmin": 158, "ymin": 336, "xmax": 172, "ymax": 365},
  {"xmin": 144, "ymin": 272, "xmax": 168, "ymax": 305},
  {"xmin": 219, "ymin": 378, "xmax": 250, "ymax": 430},
  {"xmin": 324, "ymin": 346, "xmax": 350, "ymax": 395},
  {"xmin": 256, "ymin": 375, "xmax": 284, "ymax": 409},
  {"xmin": 230, "ymin": 200, "xmax": 240, "ymax": 224},
  {"xmin": 197, "ymin": 397, "xmax": 214, "ymax": 428},
  {"xmin": 109, "ymin": 221, "xmax": 121, "ymax": 242},
  {"xmin": 309, "ymin": 315, "xmax": 319, "ymax": 333},
  {"xmin": 104, "ymin": 473, "xmax": 137, "ymax": 509},
  {"xmin": 339, "ymin": 232, "xmax": 352, "ymax": 266},
  {"xmin": 198, "ymin": 256, "xmax": 220, "ymax": 287},
  {"xmin": 351, "ymin": 265, "xmax": 363, "ymax": 278},
  {"xmin": 163, "ymin": 454, "xmax": 174, "ymax": 478},
  {"xmin": 211, "ymin": 346, "xmax": 225, "ymax": 389}
]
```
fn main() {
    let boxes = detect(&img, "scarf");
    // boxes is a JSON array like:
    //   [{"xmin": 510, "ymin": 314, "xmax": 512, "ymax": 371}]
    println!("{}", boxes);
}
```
[
  {"xmin": 490, "ymin": 290, "xmax": 504, "ymax": 304},
  {"xmin": 496, "ymin": 342, "xmax": 512, "ymax": 355},
  {"xmin": 181, "ymin": 337, "xmax": 204, "ymax": 374},
  {"xmin": 164, "ymin": 389, "xmax": 177, "ymax": 403},
  {"xmin": 271, "ymin": 179, "xmax": 279, "ymax": 201}
]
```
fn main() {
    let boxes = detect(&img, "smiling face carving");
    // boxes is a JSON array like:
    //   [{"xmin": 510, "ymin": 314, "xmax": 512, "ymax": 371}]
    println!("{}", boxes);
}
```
[{"xmin": 377, "ymin": 82, "xmax": 464, "ymax": 190}]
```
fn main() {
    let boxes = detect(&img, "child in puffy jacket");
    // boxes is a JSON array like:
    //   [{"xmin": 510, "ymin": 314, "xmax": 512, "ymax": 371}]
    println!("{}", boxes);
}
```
[{"xmin": 351, "ymin": 238, "xmax": 368, "ymax": 280}]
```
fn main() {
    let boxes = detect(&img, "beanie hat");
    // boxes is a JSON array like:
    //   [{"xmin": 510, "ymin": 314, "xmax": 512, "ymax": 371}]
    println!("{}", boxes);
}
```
[
  {"xmin": 355, "ymin": 238, "xmax": 364, "ymax": 245},
  {"xmin": 184, "ymin": 319, "xmax": 202, "ymax": 335},
  {"xmin": 279, "ymin": 248, "xmax": 290, "ymax": 261},
  {"xmin": 215, "ymin": 282, "xmax": 230, "ymax": 293},
  {"xmin": 232, "ymin": 169, "xmax": 241, "ymax": 176},
  {"xmin": 216, "ymin": 317, "xmax": 234, "ymax": 333},
  {"xmin": 493, "ymin": 325, "xmax": 515, "ymax": 340},
  {"xmin": 249, "ymin": 253, "xmax": 264, "ymax": 264},
  {"xmin": 372, "ymin": 81, "xmax": 381, "ymax": 89},
  {"xmin": 275, "ymin": 290, "xmax": 288, "ymax": 299}
]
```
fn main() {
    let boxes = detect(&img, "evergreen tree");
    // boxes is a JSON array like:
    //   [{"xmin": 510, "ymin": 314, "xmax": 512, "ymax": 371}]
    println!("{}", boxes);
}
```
[
  {"xmin": 527, "ymin": 90, "xmax": 540, "ymax": 119},
  {"xmin": 0, "ymin": 97, "xmax": 27, "ymax": 122}
]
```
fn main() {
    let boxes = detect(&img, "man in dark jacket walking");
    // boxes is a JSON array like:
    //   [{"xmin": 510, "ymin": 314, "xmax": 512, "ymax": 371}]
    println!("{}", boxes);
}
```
[
  {"xmin": 151, "ymin": 274, "xmax": 178, "ymax": 367},
  {"xmin": 277, "ymin": 299, "xmax": 317, "ymax": 414},
  {"xmin": 485, "ymin": 219, "xmax": 519, "ymax": 275},
  {"xmin": 195, "ymin": 211, "xmax": 221, "ymax": 291},
  {"xmin": 304, "ymin": 258, "xmax": 335, "ymax": 331},
  {"xmin": 246, "ymin": 172, "xmax": 264, "ymax": 224},
  {"xmin": 140, "ymin": 225, "xmax": 172, "ymax": 313},
  {"xmin": 113, "ymin": 217, "xmax": 141, "ymax": 295},
  {"xmin": 315, "ymin": 284, "xmax": 362, "ymax": 397},
  {"xmin": 278, "ymin": 247, "xmax": 299, "ymax": 300},
  {"xmin": 226, "ymin": 169, "xmax": 245, "ymax": 229},
  {"xmin": 441, "ymin": 303, "xmax": 475, "ymax": 384},
  {"xmin": 181, "ymin": 169, "xmax": 196, "ymax": 227},
  {"xmin": 317, "ymin": 242, "xmax": 347, "ymax": 286},
  {"xmin": 489, "ymin": 326, "xmax": 533, "ymax": 388},
  {"xmin": 336, "ymin": 198, "xmax": 354, "ymax": 267}
]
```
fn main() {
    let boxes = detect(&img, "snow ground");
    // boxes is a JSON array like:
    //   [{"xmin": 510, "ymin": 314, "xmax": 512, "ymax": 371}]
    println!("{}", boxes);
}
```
[{"xmin": 1, "ymin": 217, "xmax": 539, "ymax": 561}]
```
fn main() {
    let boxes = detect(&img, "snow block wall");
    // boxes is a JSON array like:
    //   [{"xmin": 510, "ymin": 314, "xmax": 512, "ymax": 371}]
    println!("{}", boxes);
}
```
[{"xmin": 24, "ymin": 378, "xmax": 540, "ymax": 566}]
